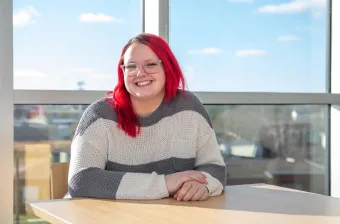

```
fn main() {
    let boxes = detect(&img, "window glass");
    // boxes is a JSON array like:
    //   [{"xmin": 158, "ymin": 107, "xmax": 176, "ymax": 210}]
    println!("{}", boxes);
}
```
[
  {"xmin": 170, "ymin": 0, "xmax": 329, "ymax": 92},
  {"xmin": 206, "ymin": 104, "xmax": 327, "ymax": 194},
  {"xmin": 13, "ymin": 104, "xmax": 327, "ymax": 223},
  {"xmin": 14, "ymin": 0, "xmax": 141, "ymax": 90}
]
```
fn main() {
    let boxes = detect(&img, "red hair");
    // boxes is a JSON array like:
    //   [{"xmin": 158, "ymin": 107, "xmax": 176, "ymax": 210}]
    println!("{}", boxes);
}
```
[{"xmin": 106, "ymin": 33, "xmax": 186, "ymax": 137}]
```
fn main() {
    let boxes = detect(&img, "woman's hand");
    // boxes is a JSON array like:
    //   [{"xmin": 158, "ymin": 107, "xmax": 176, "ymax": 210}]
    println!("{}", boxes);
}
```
[
  {"xmin": 174, "ymin": 180, "xmax": 209, "ymax": 201},
  {"xmin": 165, "ymin": 171, "xmax": 207, "ymax": 195}
]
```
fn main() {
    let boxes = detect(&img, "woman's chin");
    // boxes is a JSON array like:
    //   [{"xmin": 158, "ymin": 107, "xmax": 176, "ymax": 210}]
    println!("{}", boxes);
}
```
[
  {"xmin": 133, "ymin": 91, "xmax": 154, "ymax": 99},
  {"xmin": 130, "ymin": 88, "xmax": 164, "ymax": 101}
]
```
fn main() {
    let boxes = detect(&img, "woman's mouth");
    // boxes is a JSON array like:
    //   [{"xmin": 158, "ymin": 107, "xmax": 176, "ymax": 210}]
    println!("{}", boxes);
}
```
[{"xmin": 136, "ymin": 80, "xmax": 153, "ymax": 86}]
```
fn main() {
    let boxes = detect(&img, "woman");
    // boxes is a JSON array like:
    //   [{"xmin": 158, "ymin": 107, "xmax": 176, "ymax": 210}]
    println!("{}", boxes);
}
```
[{"xmin": 67, "ymin": 33, "xmax": 226, "ymax": 201}]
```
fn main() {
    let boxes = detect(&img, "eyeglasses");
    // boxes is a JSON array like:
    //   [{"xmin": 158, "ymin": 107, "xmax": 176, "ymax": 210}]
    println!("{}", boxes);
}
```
[{"xmin": 121, "ymin": 60, "xmax": 162, "ymax": 77}]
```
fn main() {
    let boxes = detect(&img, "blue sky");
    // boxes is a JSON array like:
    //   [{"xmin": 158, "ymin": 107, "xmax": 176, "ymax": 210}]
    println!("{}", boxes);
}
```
[{"xmin": 13, "ymin": 0, "xmax": 328, "ymax": 92}]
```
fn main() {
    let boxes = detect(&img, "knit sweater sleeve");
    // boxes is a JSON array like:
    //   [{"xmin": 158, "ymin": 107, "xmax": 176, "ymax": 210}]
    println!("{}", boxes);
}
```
[
  {"xmin": 189, "ymin": 95, "xmax": 227, "ymax": 196},
  {"xmin": 194, "ymin": 130, "xmax": 227, "ymax": 196},
  {"xmin": 67, "ymin": 103, "xmax": 169, "ymax": 200}
]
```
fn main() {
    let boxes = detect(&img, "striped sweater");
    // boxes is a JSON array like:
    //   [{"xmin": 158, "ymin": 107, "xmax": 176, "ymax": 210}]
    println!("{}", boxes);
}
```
[{"xmin": 67, "ymin": 90, "xmax": 227, "ymax": 200}]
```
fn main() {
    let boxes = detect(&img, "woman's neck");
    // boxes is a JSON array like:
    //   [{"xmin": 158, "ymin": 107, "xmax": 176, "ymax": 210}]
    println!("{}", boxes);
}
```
[{"xmin": 131, "ymin": 93, "xmax": 165, "ymax": 117}]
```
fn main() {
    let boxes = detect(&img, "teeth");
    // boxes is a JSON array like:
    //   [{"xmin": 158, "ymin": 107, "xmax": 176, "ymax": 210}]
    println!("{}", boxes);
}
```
[{"xmin": 137, "ymin": 81, "xmax": 151, "ymax": 86}]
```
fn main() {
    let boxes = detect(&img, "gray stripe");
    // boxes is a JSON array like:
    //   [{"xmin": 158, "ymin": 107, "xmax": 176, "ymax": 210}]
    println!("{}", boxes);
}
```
[
  {"xmin": 106, "ymin": 157, "xmax": 195, "ymax": 175},
  {"xmin": 135, "ymin": 91, "xmax": 212, "ymax": 128},
  {"xmin": 75, "ymin": 90, "xmax": 212, "ymax": 137},
  {"xmin": 68, "ymin": 167, "xmax": 125, "ymax": 199},
  {"xmin": 195, "ymin": 164, "xmax": 227, "ymax": 186},
  {"xmin": 68, "ymin": 157, "xmax": 196, "ymax": 199},
  {"xmin": 74, "ymin": 98, "xmax": 117, "ymax": 136},
  {"xmin": 68, "ymin": 159, "xmax": 224, "ymax": 199}
]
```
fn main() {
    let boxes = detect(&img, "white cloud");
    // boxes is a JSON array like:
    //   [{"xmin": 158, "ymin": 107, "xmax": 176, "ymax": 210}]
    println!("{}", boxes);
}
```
[
  {"xmin": 14, "ymin": 69, "xmax": 46, "ymax": 78},
  {"xmin": 228, "ymin": 0, "xmax": 253, "ymax": 3},
  {"xmin": 13, "ymin": 6, "xmax": 41, "ymax": 27},
  {"xmin": 78, "ymin": 13, "xmax": 125, "ymax": 23},
  {"xmin": 91, "ymin": 73, "xmax": 114, "ymax": 79},
  {"xmin": 188, "ymin": 48, "xmax": 222, "ymax": 55},
  {"xmin": 258, "ymin": 0, "xmax": 326, "ymax": 15},
  {"xmin": 71, "ymin": 68, "xmax": 94, "ymax": 73},
  {"xmin": 258, "ymin": 0, "xmax": 308, "ymax": 13},
  {"xmin": 277, "ymin": 35, "xmax": 301, "ymax": 42},
  {"xmin": 235, "ymin": 49, "xmax": 267, "ymax": 57},
  {"xmin": 310, "ymin": 0, "xmax": 328, "ymax": 9}
]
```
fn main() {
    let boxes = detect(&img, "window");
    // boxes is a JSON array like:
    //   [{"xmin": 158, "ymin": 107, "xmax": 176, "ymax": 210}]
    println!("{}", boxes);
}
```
[
  {"xmin": 1, "ymin": 0, "xmax": 337, "ymax": 223},
  {"xmin": 13, "ymin": 0, "xmax": 141, "ymax": 90},
  {"xmin": 169, "ymin": 0, "xmax": 329, "ymax": 92},
  {"xmin": 14, "ymin": 104, "xmax": 88, "ymax": 223},
  {"xmin": 13, "ymin": 103, "xmax": 328, "ymax": 223},
  {"xmin": 206, "ymin": 104, "xmax": 327, "ymax": 194}
]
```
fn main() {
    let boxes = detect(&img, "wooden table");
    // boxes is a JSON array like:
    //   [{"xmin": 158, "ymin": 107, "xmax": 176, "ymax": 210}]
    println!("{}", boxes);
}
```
[{"xmin": 27, "ymin": 184, "xmax": 340, "ymax": 224}]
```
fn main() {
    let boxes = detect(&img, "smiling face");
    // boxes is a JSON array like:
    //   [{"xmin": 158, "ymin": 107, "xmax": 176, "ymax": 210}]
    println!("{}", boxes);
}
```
[{"xmin": 123, "ymin": 43, "xmax": 166, "ymax": 101}]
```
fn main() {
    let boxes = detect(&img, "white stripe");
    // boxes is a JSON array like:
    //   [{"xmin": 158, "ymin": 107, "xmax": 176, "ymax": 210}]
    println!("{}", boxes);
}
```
[
  {"xmin": 103, "ymin": 111, "xmax": 215, "ymax": 165},
  {"xmin": 116, "ymin": 172, "xmax": 169, "ymax": 199}
]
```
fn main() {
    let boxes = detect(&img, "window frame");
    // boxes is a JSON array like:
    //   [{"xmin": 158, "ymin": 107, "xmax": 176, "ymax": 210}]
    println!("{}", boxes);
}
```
[
  {"xmin": 1, "ymin": 0, "xmax": 339, "ymax": 222},
  {"xmin": 330, "ymin": 0, "xmax": 340, "ymax": 199},
  {"xmin": 0, "ymin": 0, "xmax": 13, "ymax": 223}
]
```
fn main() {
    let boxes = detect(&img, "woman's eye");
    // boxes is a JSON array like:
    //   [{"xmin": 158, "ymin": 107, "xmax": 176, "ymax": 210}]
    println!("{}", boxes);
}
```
[
  {"xmin": 126, "ymin": 64, "xmax": 137, "ymax": 69},
  {"xmin": 146, "ymin": 63, "xmax": 157, "ymax": 67}
]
